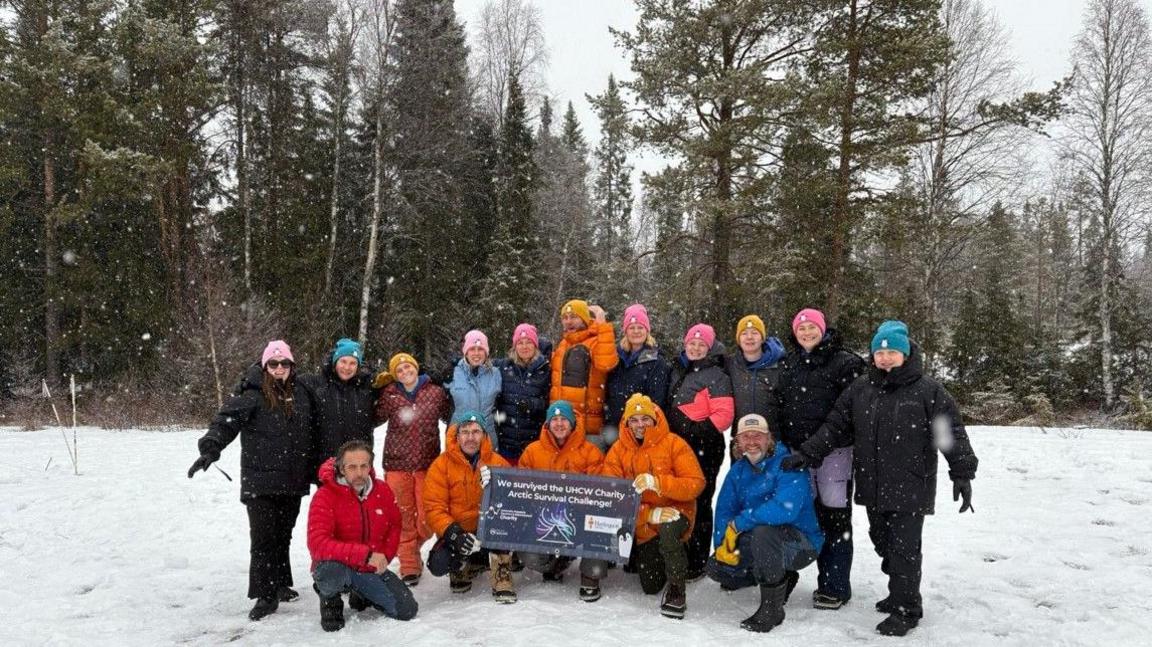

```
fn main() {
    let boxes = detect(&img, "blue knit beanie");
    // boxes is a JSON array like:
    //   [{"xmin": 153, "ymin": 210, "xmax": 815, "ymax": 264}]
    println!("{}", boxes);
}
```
[
  {"xmin": 546, "ymin": 400, "xmax": 577, "ymax": 428},
  {"xmin": 331, "ymin": 338, "xmax": 364, "ymax": 364},
  {"xmin": 871, "ymin": 320, "xmax": 910, "ymax": 355}
]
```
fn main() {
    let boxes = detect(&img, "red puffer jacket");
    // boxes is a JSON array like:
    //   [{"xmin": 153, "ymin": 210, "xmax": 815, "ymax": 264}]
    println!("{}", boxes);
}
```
[{"xmin": 307, "ymin": 458, "xmax": 402, "ymax": 572}]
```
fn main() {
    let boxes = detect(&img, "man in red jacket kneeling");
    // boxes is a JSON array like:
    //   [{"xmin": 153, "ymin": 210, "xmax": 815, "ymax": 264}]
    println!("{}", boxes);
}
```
[{"xmin": 307, "ymin": 440, "xmax": 418, "ymax": 631}]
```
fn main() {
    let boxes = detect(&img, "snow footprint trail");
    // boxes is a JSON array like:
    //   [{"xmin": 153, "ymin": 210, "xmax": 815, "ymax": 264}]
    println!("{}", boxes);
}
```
[{"xmin": 1, "ymin": 426, "xmax": 1151, "ymax": 646}]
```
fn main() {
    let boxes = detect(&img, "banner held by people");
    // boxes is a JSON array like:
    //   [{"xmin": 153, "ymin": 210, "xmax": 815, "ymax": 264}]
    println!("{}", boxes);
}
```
[{"xmin": 479, "ymin": 468, "xmax": 640, "ymax": 563}]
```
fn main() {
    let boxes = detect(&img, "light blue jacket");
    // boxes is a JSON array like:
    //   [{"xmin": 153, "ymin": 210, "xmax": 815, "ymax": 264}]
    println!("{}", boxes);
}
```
[{"xmin": 447, "ymin": 359, "xmax": 502, "ymax": 447}]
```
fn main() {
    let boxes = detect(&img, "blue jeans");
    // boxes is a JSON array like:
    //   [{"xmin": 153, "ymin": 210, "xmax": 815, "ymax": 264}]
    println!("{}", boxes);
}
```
[{"xmin": 312, "ymin": 561, "xmax": 418, "ymax": 621}]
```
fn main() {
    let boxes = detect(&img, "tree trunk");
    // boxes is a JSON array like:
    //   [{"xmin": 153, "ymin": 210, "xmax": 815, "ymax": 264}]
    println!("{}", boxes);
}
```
[
  {"xmin": 826, "ymin": 0, "xmax": 861, "ymax": 321},
  {"xmin": 359, "ymin": 104, "xmax": 386, "ymax": 346},
  {"xmin": 42, "ymin": 137, "xmax": 60, "ymax": 388},
  {"xmin": 324, "ymin": 83, "xmax": 346, "ymax": 298}
]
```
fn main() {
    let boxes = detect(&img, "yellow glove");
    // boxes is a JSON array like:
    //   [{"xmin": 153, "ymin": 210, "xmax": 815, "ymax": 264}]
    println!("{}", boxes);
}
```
[
  {"xmin": 633, "ymin": 473, "xmax": 660, "ymax": 494},
  {"xmin": 648, "ymin": 507, "xmax": 681, "ymax": 524},
  {"xmin": 373, "ymin": 371, "xmax": 395, "ymax": 389},
  {"xmin": 714, "ymin": 522, "xmax": 741, "ymax": 566}
]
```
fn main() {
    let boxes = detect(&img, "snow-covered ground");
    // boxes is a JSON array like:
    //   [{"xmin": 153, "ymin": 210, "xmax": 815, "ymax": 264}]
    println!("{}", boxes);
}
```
[{"xmin": 1, "ymin": 425, "xmax": 1150, "ymax": 646}]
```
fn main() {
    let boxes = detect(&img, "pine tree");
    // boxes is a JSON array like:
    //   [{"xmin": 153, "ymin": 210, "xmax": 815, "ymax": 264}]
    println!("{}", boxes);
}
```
[
  {"xmin": 588, "ymin": 74, "xmax": 634, "ymax": 314},
  {"xmin": 480, "ymin": 72, "xmax": 540, "ymax": 337},
  {"xmin": 386, "ymin": 0, "xmax": 476, "ymax": 362}
]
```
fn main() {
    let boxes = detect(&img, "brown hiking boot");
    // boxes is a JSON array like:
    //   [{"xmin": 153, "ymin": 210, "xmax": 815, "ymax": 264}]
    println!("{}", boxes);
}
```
[{"xmin": 491, "ymin": 553, "xmax": 517, "ymax": 604}]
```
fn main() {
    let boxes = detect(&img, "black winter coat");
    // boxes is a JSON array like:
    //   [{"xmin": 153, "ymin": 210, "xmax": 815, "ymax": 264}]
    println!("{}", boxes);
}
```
[
  {"xmin": 199, "ymin": 363, "xmax": 319, "ymax": 502},
  {"xmin": 725, "ymin": 337, "xmax": 787, "ymax": 427},
  {"xmin": 494, "ymin": 352, "xmax": 551, "ymax": 461},
  {"xmin": 666, "ymin": 343, "xmax": 734, "ymax": 438},
  {"xmin": 604, "ymin": 345, "xmax": 672, "ymax": 430},
  {"xmin": 299, "ymin": 362, "xmax": 379, "ymax": 472},
  {"xmin": 773, "ymin": 329, "xmax": 865, "ymax": 451},
  {"xmin": 800, "ymin": 344, "xmax": 978, "ymax": 515}
]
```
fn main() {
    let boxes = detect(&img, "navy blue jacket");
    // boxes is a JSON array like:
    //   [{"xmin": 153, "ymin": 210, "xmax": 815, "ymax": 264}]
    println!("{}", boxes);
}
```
[
  {"xmin": 725, "ymin": 337, "xmax": 787, "ymax": 427},
  {"xmin": 493, "ymin": 352, "xmax": 551, "ymax": 461},
  {"xmin": 604, "ymin": 345, "xmax": 672, "ymax": 430},
  {"xmin": 714, "ymin": 444, "xmax": 824, "ymax": 553}
]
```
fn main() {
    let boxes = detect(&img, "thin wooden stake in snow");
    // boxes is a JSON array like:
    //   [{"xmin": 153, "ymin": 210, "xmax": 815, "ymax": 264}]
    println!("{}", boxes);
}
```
[
  {"xmin": 69, "ymin": 374, "xmax": 78, "ymax": 475},
  {"xmin": 42, "ymin": 379, "xmax": 77, "ymax": 475}
]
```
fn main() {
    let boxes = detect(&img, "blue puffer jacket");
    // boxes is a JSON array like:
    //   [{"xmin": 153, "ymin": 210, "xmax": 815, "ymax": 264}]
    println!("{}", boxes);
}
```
[
  {"xmin": 493, "ymin": 352, "xmax": 551, "ymax": 461},
  {"xmin": 713, "ymin": 444, "xmax": 824, "ymax": 553},
  {"xmin": 447, "ymin": 359, "xmax": 502, "ymax": 446},
  {"xmin": 604, "ymin": 345, "xmax": 672, "ymax": 430}
]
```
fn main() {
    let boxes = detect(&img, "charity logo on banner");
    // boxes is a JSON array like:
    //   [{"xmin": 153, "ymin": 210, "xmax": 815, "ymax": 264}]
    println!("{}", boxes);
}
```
[{"xmin": 478, "ymin": 467, "xmax": 640, "ymax": 563}]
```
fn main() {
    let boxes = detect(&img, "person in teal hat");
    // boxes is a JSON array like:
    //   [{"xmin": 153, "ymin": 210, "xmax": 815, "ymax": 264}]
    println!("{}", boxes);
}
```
[
  {"xmin": 300, "ymin": 338, "xmax": 378, "ymax": 475},
  {"xmin": 782, "ymin": 320, "xmax": 978, "ymax": 637}
]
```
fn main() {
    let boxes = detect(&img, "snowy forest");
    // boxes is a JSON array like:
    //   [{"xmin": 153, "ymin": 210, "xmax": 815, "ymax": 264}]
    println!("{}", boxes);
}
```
[{"xmin": 1, "ymin": 0, "xmax": 1151, "ymax": 428}]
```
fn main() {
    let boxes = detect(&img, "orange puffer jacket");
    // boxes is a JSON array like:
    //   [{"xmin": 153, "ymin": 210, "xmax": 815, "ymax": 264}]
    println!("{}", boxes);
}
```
[
  {"xmin": 550, "ymin": 322, "xmax": 619, "ymax": 435},
  {"xmin": 602, "ymin": 405, "xmax": 705, "ymax": 544},
  {"xmin": 518, "ymin": 425, "xmax": 605, "ymax": 476},
  {"xmin": 423, "ymin": 424, "xmax": 510, "ymax": 536}
]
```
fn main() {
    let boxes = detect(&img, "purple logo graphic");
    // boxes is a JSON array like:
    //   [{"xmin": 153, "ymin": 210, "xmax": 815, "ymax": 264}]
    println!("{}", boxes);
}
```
[{"xmin": 536, "ymin": 504, "xmax": 577, "ymax": 545}]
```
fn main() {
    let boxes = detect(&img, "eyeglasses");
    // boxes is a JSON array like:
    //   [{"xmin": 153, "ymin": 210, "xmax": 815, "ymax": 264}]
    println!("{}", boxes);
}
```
[{"xmin": 266, "ymin": 360, "xmax": 294, "ymax": 370}]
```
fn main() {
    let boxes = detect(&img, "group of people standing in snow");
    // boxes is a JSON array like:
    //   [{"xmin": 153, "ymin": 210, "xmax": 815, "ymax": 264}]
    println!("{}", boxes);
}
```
[{"xmin": 187, "ymin": 299, "xmax": 978, "ymax": 637}]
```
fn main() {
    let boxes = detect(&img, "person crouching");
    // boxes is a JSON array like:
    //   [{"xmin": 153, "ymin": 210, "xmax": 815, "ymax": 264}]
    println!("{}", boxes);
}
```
[
  {"xmin": 517, "ymin": 400, "xmax": 606, "ymax": 600},
  {"xmin": 603, "ymin": 393, "xmax": 705, "ymax": 619},
  {"xmin": 423, "ymin": 412, "xmax": 516, "ymax": 602},
  {"xmin": 307, "ymin": 440, "xmax": 418, "ymax": 631},
  {"xmin": 707, "ymin": 414, "xmax": 823, "ymax": 632}
]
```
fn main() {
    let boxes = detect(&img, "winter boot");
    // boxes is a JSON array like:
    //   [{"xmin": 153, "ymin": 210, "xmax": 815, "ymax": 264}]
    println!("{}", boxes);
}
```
[
  {"xmin": 319, "ymin": 593, "xmax": 345, "ymax": 632},
  {"xmin": 741, "ymin": 579, "xmax": 787, "ymax": 633},
  {"xmin": 813, "ymin": 590, "xmax": 849, "ymax": 610},
  {"xmin": 579, "ymin": 575, "xmax": 602, "ymax": 603},
  {"xmin": 783, "ymin": 571, "xmax": 799, "ymax": 604},
  {"xmin": 401, "ymin": 573, "xmax": 421, "ymax": 587},
  {"xmin": 248, "ymin": 596, "xmax": 278, "ymax": 621},
  {"xmin": 348, "ymin": 591, "xmax": 371, "ymax": 611},
  {"xmin": 449, "ymin": 570, "xmax": 473, "ymax": 594},
  {"xmin": 659, "ymin": 581, "xmax": 686, "ymax": 619},
  {"xmin": 877, "ymin": 613, "xmax": 919, "ymax": 636},
  {"xmin": 875, "ymin": 596, "xmax": 898, "ymax": 614},
  {"xmin": 543, "ymin": 556, "xmax": 572, "ymax": 582},
  {"xmin": 276, "ymin": 586, "xmax": 299, "ymax": 602},
  {"xmin": 491, "ymin": 553, "xmax": 517, "ymax": 604}
]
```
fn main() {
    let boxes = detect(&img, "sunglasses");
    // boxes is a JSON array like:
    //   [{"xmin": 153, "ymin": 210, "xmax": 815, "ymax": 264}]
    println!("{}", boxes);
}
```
[{"xmin": 266, "ymin": 360, "xmax": 294, "ymax": 370}]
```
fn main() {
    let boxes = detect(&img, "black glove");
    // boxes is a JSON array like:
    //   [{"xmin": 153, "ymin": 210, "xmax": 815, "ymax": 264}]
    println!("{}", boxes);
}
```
[
  {"xmin": 953, "ymin": 478, "xmax": 974, "ymax": 513},
  {"xmin": 187, "ymin": 452, "xmax": 217, "ymax": 478},
  {"xmin": 445, "ymin": 522, "xmax": 477, "ymax": 556},
  {"xmin": 780, "ymin": 451, "xmax": 811, "ymax": 472}
]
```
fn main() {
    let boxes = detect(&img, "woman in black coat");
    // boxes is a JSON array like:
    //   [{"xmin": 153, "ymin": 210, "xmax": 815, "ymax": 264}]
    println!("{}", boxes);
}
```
[
  {"xmin": 772, "ymin": 308, "xmax": 864, "ymax": 610},
  {"xmin": 299, "ymin": 338, "xmax": 378, "ymax": 473},
  {"xmin": 604, "ymin": 304, "xmax": 671, "ymax": 450},
  {"xmin": 666, "ymin": 323, "xmax": 735, "ymax": 580},
  {"xmin": 188, "ymin": 340, "xmax": 319, "ymax": 621},
  {"xmin": 494, "ymin": 323, "xmax": 552, "ymax": 463}
]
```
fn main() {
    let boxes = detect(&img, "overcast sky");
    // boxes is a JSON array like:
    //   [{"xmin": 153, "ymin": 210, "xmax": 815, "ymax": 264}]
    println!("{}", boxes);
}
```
[{"xmin": 453, "ymin": 0, "xmax": 1146, "ymax": 177}]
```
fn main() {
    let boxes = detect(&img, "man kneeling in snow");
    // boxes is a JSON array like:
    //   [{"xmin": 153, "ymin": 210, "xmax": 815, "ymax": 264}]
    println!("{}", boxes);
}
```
[
  {"xmin": 707, "ymin": 414, "xmax": 823, "ymax": 633},
  {"xmin": 307, "ymin": 440, "xmax": 418, "ymax": 631}
]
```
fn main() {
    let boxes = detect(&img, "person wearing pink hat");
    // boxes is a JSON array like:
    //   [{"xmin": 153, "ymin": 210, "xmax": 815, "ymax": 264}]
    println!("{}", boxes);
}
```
[
  {"xmin": 189, "ymin": 339, "xmax": 321, "ymax": 621},
  {"xmin": 493, "ymin": 323, "xmax": 553, "ymax": 463},
  {"xmin": 771, "ymin": 307, "xmax": 865, "ymax": 610},
  {"xmin": 667, "ymin": 323, "xmax": 735, "ymax": 580},
  {"xmin": 446, "ymin": 330, "xmax": 503, "ymax": 449},
  {"xmin": 604, "ymin": 304, "xmax": 672, "ymax": 451}
]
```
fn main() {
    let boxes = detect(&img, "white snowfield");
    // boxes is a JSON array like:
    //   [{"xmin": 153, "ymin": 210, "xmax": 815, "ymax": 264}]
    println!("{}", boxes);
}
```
[{"xmin": 1, "ymin": 426, "xmax": 1150, "ymax": 646}]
